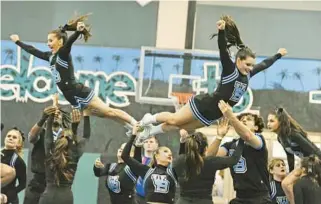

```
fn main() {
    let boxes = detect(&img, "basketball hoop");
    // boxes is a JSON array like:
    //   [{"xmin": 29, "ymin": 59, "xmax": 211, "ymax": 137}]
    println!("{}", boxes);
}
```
[{"xmin": 170, "ymin": 92, "xmax": 193, "ymax": 111}]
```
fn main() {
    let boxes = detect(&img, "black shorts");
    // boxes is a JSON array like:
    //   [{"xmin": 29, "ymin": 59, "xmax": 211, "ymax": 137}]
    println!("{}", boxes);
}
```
[
  {"xmin": 62, "ymin": 83, "xmax": 95, "ymax": 109},
  {"xmin": 189, "ymin": 93, "xmax": 222, "ymax": 126},
  {"xmin": 229, "ymin": 195, "xmax": 272, "ymax": 204}
]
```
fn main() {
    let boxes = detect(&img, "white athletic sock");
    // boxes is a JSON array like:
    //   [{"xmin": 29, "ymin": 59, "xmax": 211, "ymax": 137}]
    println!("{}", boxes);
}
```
[
  {"xmin": 124, "ymin": 123, "xmax": 133, "ymax": 130},
  {"xmin": 150, "ymin": 114, "xmax": 158, "ymax": 124},
  {"xmin": 130, "ymin": 117, "xmax": 137, "ymax": 126},
  {"xmin": 149, "ymin": 124, "xmax": 164, "ymax": 135}
]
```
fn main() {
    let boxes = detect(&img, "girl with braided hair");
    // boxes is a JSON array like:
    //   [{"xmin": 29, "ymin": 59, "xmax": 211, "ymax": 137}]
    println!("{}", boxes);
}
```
[
  {"xmin": 10, "ymin": 13, "xmax": 138, "ymax": 132},
  {"xmin": 138, "ymin": 15, "xmax": 287, "ymax": 139},
  {"xmin": 39, "ymin": 106, "xmax": 91, "ymax": 204}
]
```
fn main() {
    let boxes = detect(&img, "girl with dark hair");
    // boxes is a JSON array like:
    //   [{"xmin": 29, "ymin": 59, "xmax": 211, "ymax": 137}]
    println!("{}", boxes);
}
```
[
  {"xmin": 268, "ymin": 159, "xmax": 289, "ymax": 204},
  {"xmin": 173, "ymin": 131, "xmax": 244, "ymax": 204},
  {"xmin": 293, "ymin": 155, "xmax": 321, "ymax": 204},
  {"xmin": 122, "ymin": 124, "xmax": 177, "ymax": 204},
  {"xmin": 10, "ymin": 14, "xmax": 138, "ymax": 131},
  {"xmin": 1, "ymin": 128, "xmax": 27, "ymax": 204},
  {"xmin": 38, "ymin": 108, "xmax": 91, "ymax": 204},
  {"xmin": 93, "ymin": 140, "xmax": 142, "ymax": 204},
  {"xmin": 267, "ymin": 107, "xmax": 321, "ymax": 171},
  {"xmin": 267, "ymin": 107, "xmax": 321, "ymax": 204},
  {"xmin": 139, "ymin": 15, "xmax": 287, "ymax": 139},
  {"xmin": 123, "ymin": 124, "xmax": 244, "ymax": 204}
]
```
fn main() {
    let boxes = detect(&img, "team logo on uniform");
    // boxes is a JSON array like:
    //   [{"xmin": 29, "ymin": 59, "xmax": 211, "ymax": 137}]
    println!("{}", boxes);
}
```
[
  {"xmin": 276, "ymin": 196, "xmax": 289, "ymax": 204},
  {"xmin": 151, "ymin": 174, "xmax": 170, "ymax": 194},
  {"xmin": 230, "ymin": 81, "xmax": 247, "ymax": 102},
  {"xmin": 107, "ymin": 175, "xmax": 121, "ymax": 193}
]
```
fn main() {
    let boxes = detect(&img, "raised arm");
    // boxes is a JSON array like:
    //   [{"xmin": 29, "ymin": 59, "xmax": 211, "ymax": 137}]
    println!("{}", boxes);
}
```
[
  {"xmin": 178, "ymin": 129, "xmax": 189, "ymax": 155},
  {"xmin": 11, "ymin": 34, "xmax": 51, "ymax": 61},
  {"xmin": 208, "ymin": 139, "xmax": 244, "ymax": 170},
  {"xmin": 44, "ymin": 115, "xmax": 54, "ymax": 156},
  {"xmin": 217, "ymin": 20, "xmax": 235, "ymax": 75},
  {"xmin": 58, "ymin": 31, "xmax": 82, "ymax": 58},
  {"xmin": 28, "ymin": 106, "xmax": 56, "ymax": 144},
  {"xmin": 93, "ymin": 158, "xmax": 111, "ymax": 177},
  {"xmin": 133, "ymin": 144, "xmax": 142, "ymax": 163},
  {"xmin": 121, "ymin": 134, "xmax": 150, "ymax": 178},
  {"xmin": 207, "ymin": 118, "xmax": 230, "ymax": 156},
  {"xmin": 250, "ymin": 48, "xmax": 287, "ymax": 77},
  {"xmin": 72, "ymin": 109, "xmax": 91, "ymax": 157},
  {"xmin": 218, "ymin": 100, "xmax": 263, "ymax": 150},
  {"xmin": 59, "ymin": 22, "xmax": 87, "ymax": 58}
]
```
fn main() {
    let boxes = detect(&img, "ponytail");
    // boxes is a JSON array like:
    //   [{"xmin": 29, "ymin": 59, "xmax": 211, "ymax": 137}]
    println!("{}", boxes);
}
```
[
  {"xmin": 211, "ymin": 15, "xmax": 245, "ymax": 49},
  {"xmin": 50, "ymin": 13, "xmax": 92, "ymax": 44},
  {"xmin": 184, "ymin": 132, "xmax": 208, "ymax": 181},
  {"xmin": 301, "ymin": 155, "xmax": 321, "ymax": 187},
  {"xmin": 48, "ymin": 130, "xmax": 74, "ymax": 186},
  {"xmin": 211, "ymin": 15, "xmax": 255, "ymax": 59}
]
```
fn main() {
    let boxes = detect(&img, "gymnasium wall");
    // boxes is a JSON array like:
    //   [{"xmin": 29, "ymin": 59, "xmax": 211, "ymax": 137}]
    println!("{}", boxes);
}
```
[
  {"xmin": 194, "ymin": 4, "xmax": 321, "ymax": 60},
  {"xmin": 1, "ymin": 1, "xmax": 158, "ymax": 48},
  {"xmin": 1, "ymin": 1, "xmax": 321, "ymax": 203}
]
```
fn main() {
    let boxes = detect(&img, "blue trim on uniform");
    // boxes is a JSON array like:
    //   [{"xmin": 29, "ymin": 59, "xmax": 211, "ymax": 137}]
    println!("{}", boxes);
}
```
[
  {"xmin": 222, "ymin": 69, "xmax": 239, "ymax": 84},
  {"xmin": 167, "ymin": 167, "xmax": 178, "ymax": 187},
  {"xmin": 56, "ymin": 56, "xmax": 68, "ymax": 69},
  {"xmin": 10, "ymin": 153, "xmax": 18, "ymax": 167},
  {"xmin": 142, "ymin": 168, "xmax": 155, "ymax": 188},
  {"xmin": 270, "ymin": 180, "xmax": 276, "ymax": 199},
  {"xmin": 72, "ymin": 89, "xmax": 95, "ymax": 109},
  {"xmin": 124, "ymin": 165, "xmax": 137, "ymax": 183},
  {"xmin": 108, "ymin": 163, "xmax": 117, "ymax": 173},
  {"xmin": 188, "ymin": 96, "xmax": 217, "ymax": 126},
  {"xmin": 253, "ymin": 133, "xmax": 264, "ymax": 150}
]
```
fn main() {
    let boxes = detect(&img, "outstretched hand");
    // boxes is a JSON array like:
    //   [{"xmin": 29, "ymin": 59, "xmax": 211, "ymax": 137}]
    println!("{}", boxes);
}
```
[
  {"xmin": 94, "ymin": 158, "xmax": 104, "ymax": 168},
  {"xmin": 216, "ymin": 20, "xmax": 226, "ymax": 30},
  {"xmin": 217, "ymin": 117, "xmax": 230, "ymax": 137},
  {"xmin": 218, "ymin": 100, "xmax": 233, "ymax": 118},
  {"xmin": 10, "ymin": 34, "xmax": 19, "ymax": 43},
  {"xmin": 77, "ymin": 22, "xmax": 85, "ymax": 32},
  {"xmin": 71, "ymin": 108, "xmax": 81, "ymax": 123},
  {"xmin": 179, "ymin": 129, "xmax": 189, "ymax": 143},
  {"xmin": 43, "ymin": 106, "xmax": 57, "ymax": 116},
  {"xmin": 277, "ymin": 48, "xmax": 287, "ymax": 56}
]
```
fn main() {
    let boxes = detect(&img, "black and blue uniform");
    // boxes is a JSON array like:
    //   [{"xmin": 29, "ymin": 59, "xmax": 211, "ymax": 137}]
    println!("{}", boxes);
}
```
[
  {"xmin": 189, "ymin": 29, "xmax": 282, "ymax": 126},
  {"xmin": 278, "ymin": 131, "xmax": 321, "ymax": 171},
  {"xmin": 93, "ymin": 145, "xmax": 142, "ymax": 204},
  {"xmin": 16, "ymin": 31, "xmax": 94, "ymax": 109},
  {"xmin": 1, "ymin": 149, "xmax": 27, "ymax": 204},
  {"xmin": 38, "ymin": 115, "xmax": 90, "ymax": 204},
  {"xmin": 221, "ymin": 134, "xmax": 271, "ymax": 204}
]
